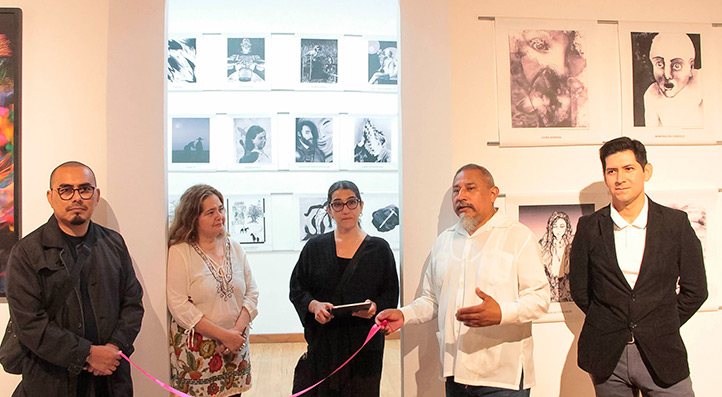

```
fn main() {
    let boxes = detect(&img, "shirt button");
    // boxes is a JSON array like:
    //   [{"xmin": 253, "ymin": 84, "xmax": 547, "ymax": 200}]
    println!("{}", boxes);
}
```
[{"xmin": 630, "ymin": 323, "xmax": 637, "ymax": 329}]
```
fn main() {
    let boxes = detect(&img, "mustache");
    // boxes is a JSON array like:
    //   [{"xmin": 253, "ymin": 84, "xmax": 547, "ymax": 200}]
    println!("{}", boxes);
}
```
[
  {"xmin": 455, "ymin": 201, "xmax": 475, "ymax": 211},
  {"xmin": 66, "ymin": 204, "xmax": 88, "ymax": 211}
]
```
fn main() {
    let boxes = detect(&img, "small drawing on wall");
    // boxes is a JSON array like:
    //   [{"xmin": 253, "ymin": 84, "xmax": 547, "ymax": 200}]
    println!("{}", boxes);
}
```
[
  {"xmin": 227, "ymin": 37, "xmax": 265, "ymax": 83},
  {"xmin": 234, "ymin": 118, "xmax": 272, "ymax": 164},
  {"xmin": 167, "ymin": 38, "xmax": 197, "ymax": 84},
  {"xmin": 298, "ymin": 196, "xmax": 333, "ymax": 242},
  {"xmin": 300, "ymin": 38, "xmax": 338, "ymax": 84},
  {"xmin": 368, "ymin": 40, "xmax": 398, "ymax": 85},
  {"xmin": 171, "ymin": 117, "xmax": 210, "ymax": 163},
  {"xmin": 228, "ymin": 196, "xmax": 268, "ymax": 245},
  {"xmin": 354, "ymin": 118, "xmax": 392, "ymax": 163},
  {"xmin": 295, "ymin": 118, "xmax": 333, "ymax": 163}
]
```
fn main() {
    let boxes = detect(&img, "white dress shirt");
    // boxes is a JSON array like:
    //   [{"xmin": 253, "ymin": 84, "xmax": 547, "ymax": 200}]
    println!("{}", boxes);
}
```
[
  {"xmin": 610, "ymin": 196, "xmax": 649, "ymax": 289},
  {"xmin": 400, "ymin": 211, "xmax": 550, "ymax": 389},
  {"xmin": 167, "ymin": 239, "xmax": 259, "ymax": 330}
]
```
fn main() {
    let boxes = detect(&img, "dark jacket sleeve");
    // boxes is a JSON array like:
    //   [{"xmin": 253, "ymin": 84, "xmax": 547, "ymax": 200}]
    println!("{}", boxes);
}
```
[
  {"xmin": 371, "ymin": 238, "xmax": 399, "ymax": 312},
  {"xmin": 675, "ymin": 211, "xmax": 707, "ymax": 325},
  {"xmin": 107, "ymin": 234, "xmax": 144, "ymax": 355},
  {"xmin": 6, "ymin": 243, "xmax": 91, "ymax": 374},
  {"xmin": 289, "ymin": 241, "xmax": 315, "ymax": 326},
  {"xmin": 569, "ymin": 215, "xmax": 591, "ymax": 313}
]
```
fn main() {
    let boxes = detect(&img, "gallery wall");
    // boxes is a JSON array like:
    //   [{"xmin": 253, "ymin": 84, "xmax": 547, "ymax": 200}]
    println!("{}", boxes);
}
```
[
  {"xmin": 399, "ymin": 0, "xmax": 722, "ymax": 396},
  {"xmin": 1, "ymin": 0, "xmax": 721, "ymax": 396}
]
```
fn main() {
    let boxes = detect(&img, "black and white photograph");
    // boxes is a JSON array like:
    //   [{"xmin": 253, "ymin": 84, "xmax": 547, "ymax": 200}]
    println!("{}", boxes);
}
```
[
  {"xmin": 518, "ymin": 204, "xmax": 595, "ymax": 304},
  {"xmin": 368, "ymin": 40, "xmax": 398, "ymax": 85},
  {"xmin": 171, "ymin": 117, "xmax": 210, "ymax": 163},
  {"xmin": 234, "ymin": 117, "xmax": 272, "ymax": 164},
  {"xmin": 298, "ymin": 195, "xmax": 334, "ymax": 242},
  {"xmin": 300, "ymin": 38, "xmax": 338, "ymax": 84},
  {"xmin": 295, "ymin": 117, "xmax": 333, "ymax": 163},
  {"xmin": 508, "ymin": 29, "xmax": 589, "ymax": 129},
  {"xmin": 353, "ymin": 118, "xmax": 392, "ymax": 163},
  {"xmin": 167, "ymin": 38, "xmax": 197, "ymax": 84},
  {"xmin": 227, "ymin": 37, "xmax": 265, "ymax": 83},
  {"xmin": 228, "ymin": 195, "xmax": 269, "ymax": 248},
  {"xmin": 360, "ymin": 193, "xmax": 400, "ymax": 249},
  {"xmin": 631, "ymin": 32, "xmax": 702, "ymax": 128}
]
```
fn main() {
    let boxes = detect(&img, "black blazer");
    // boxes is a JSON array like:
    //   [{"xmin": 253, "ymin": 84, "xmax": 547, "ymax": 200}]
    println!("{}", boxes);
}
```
[{"xmin": 569, "ymin": 198, "xmax": 707, "ymax": 386}]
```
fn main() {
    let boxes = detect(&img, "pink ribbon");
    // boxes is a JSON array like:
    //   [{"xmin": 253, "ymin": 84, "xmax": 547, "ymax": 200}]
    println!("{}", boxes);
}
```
[
  {"xmin": 119, "ymin": 351, "xmax": 192, "ymax": 397},
  {"xmin": 290, "ymin": 321, "xmax": 385, "ymax": 397},
  {"xmin": 117, "ymin": 321, "xmax": 386, "ymax": 397}
]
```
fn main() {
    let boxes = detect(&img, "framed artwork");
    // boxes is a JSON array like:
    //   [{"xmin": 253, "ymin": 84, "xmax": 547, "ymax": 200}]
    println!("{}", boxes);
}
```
[
  {"xmin": 300, "ymin": 38, "xmax": 338, "ymax": 84},
  {"xmin": 226, "ymin": 37, "xmax": 266, "ymax": 85},
  {"xmin": 0, "ymin": 8, "xmax": 21, "ymax": 299},
  {"xmin": 360, "ymin": 193, "xmax": 400, "ymax": 249},
  {"xmin": 349, "ymin": 117, "xmax": 397, "ymax": 170},
  {"xmin": 619, "ymin": 22, "xmax": 717, "ymax": 144},
  {"xmin": 495, "ymin": 18, "xmax": 605, "ymax": 146},
  {"xmin": 296, "ymin": 194, "xmax": 334, "ymax": 247},
  {"xmin": 368, "ymin": 40, "xmax": 398, "ymax": 86},
  {"xmin": 167, "ymin": 194, "xmax": 181, "ymax": 228},
  {"xmin": 292, "ymin": 117, "xmax": 336, "ymax": 169},
  {"xmin": 167, "ymin": 37, "xmax": 198, "ymax": 88},
  {"xmin": 506, "ymin": 194, "xmax": 596, "ymax": 322},
  {"xmin": 227, "ymin": 195, "xmax": 271, "ymax": 251},
  {"xmin": 229, "ymin": 117, "xmax": 275, "ymax": 170},
  {"xmin": 169, "ymin": 117, "xmax": 212, "ymax": 168}
]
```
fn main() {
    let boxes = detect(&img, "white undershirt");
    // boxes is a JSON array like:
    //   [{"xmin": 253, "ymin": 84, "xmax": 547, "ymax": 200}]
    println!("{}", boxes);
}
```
[{"xmin": 610, "ymin": 197, "xmax": 648, "ymax": 289}]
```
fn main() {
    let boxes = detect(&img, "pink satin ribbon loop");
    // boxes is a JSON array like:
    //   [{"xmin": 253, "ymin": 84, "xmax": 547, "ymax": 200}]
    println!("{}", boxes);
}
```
[{"xmin": 119, "ymin": 351, "xmax": 192, "ymax": 397}]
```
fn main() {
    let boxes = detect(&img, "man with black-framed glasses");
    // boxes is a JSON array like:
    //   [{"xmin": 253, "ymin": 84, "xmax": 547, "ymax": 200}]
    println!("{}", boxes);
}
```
[{"xmin": 4, "ymin": 161, "xmax": 144, "ymax": 396}]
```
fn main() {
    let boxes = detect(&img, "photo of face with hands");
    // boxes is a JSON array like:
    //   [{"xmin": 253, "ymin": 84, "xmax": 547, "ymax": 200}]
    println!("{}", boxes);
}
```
[{"xmin": 509, "ymin": 29, "xmax": 588, "ymax": 128}]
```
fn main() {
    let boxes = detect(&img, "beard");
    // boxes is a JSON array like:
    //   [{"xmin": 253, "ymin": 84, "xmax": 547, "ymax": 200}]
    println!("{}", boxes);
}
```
[
  {"xmin": 70, "ymin": 214, "xmax": 87, "ymax": 225},
  {"xmin": 459, "ymin": 213, "xmax": 481, "ymax": 234}
]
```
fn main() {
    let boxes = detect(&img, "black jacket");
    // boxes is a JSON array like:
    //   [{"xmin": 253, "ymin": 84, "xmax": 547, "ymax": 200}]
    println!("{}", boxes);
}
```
[
  {"xmin": 569, "ymin": 199, "xmax": 707, "ymax": 386},
  {"xmin": 6, "ymin": 216, "xmax": 144, "ymax": 396}
]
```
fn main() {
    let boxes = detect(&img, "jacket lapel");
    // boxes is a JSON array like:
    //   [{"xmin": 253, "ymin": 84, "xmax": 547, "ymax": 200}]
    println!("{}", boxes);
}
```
[
  {"xmin": 635, "ymin": 199, "xmax": 662, "ymax": 289},
  {"xmin": 599, "ymin": 206, "xmax": 633, "ymax": 291}
]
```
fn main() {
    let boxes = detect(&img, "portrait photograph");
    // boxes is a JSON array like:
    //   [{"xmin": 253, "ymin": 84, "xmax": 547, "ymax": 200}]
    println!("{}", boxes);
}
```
[
  {"xmin": 227, "ymin": 195, "xmax": 270, "ymax": 251},
  {"xmin": 233, "ymin": 117, "xmax": 273, "ymax": 166},
  {"xmin": 167, "ymin": 38, "xmax": 197, "ymax": 85},
  {"xmin": 227, "ymin": 37, "xmax": 265, "ymax": 83},
  {"xmin": 297, "ymin": 195, "xmax": 334, "ymax": 244},
  {"xmin": 368, "ymin": 40, "xmax": 398, "ymax": 85},
  {"xmin": 300, "ymin": 38, "xmax": 338, "ymax": 84},
  {"xmin": 294, "ymin": 117, "xmax": 334, "ymax": 164},
  {"xmin": 619, "ymin": 22, "xmax": 718, "ymax": 144},
  {"xmin": 0, "ymin": 8, "xmax": 20, "ymax": 298},
  {"xmin": 495, "ymin": 18, "xmax": 605, "ymax": 146},
  {"xmin": 171, "ymin": 117, "xmax": 210, "ymax": 163},
  {"xmin": 353, "ymin": 117, "xmax": 393, "ymax": 164}
]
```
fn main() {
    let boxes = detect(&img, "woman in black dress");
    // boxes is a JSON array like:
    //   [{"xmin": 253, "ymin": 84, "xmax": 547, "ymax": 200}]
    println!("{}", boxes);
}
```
[{"xmin": 289, "ymin": 180, "xmax": 399, "ymax": 396}]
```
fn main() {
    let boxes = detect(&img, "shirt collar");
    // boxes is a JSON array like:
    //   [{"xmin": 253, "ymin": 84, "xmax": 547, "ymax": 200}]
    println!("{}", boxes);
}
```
[{"xmin": 610, "ymin": 195, "xmax": 649, "ymax": 229}]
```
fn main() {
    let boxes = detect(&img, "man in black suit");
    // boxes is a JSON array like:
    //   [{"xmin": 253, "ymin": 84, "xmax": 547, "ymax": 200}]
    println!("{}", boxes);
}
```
[{"xmin": 570, "ymin": 137, "xmax": 707, "ymax": 396}]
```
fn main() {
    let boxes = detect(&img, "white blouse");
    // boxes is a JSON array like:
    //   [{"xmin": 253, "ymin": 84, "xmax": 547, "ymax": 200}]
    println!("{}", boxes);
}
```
[{"xmin": 167, "ymin": 239, "xmax": 259, "ymax": 330}]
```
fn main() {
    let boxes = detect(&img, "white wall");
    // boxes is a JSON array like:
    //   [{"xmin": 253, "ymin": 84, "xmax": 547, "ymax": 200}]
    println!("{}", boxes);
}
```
[{"xmin": 399, "ymin": 0, "xmax": 722, "ymax": 396}]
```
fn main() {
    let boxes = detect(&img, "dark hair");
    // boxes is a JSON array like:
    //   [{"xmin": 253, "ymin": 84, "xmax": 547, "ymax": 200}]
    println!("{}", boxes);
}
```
[
  {"xmin": 243, "ymin": 125, "xmax": 265, "ymax": 153},
  {"xmin": 326, "ymin": 180, "xmax": 362, "ymax": 205},
  {"xmin": 168, "ymin": 184, "xmax": 226, "ymax": 246},
  {"xmin": 296, "ymin": 119, "xmax": 318, "ymax": 144},
  {"xmin": 453, "ymin": 164, "xmax": 495, "ymax": 188},
  {"xmin": 599, "ymin": 137, "xmax": 647, "ymax": 169},
  {"xmin": 50, "ymin": 161, "xmax": 97, "ymax": 188}
]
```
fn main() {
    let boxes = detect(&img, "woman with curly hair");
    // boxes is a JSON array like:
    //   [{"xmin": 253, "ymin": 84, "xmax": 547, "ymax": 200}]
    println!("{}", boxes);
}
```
[
  {"xmin": 539, "ymin": 211, "xmax": 573, "ymax": 302},
  {"xmin": 167, "ymin": 184, "xmax": 259, "ymax": 396}
]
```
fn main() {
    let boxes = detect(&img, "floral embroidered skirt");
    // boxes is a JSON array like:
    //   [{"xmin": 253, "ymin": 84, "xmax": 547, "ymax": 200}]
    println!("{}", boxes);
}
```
[{"xmin": 170, "ymin": 319, "xmax": 252, "ymax": 396}]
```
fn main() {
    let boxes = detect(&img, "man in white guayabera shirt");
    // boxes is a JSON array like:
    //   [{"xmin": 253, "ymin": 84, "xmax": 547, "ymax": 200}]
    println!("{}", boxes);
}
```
[
  {"xmin": 376, "ymin": 164, "xmax": 550, "ymax": 396},
  {"xmin": 570, "ymin": 137, "xmax": 707, "ymax": 396}
]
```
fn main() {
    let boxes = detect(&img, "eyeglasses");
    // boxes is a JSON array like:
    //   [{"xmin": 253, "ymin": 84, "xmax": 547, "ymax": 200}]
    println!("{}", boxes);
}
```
[
  {"xmin": 55, "ymin": 186, "xmax": 96, "ymax": 201},
  {"xmin": 329, "ymin": 198, "xmax": 361, "ymax": 212}
]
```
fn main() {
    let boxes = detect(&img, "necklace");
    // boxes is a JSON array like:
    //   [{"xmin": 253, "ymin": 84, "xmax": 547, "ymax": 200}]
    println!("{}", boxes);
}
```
[{"xmin": 191, "ymin": 238, "xmax": 234, "ymax": 301}]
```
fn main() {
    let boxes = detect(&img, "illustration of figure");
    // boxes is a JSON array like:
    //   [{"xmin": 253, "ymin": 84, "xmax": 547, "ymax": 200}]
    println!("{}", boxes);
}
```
[
  {"xmin": 369, "ymin": 46, "xmax": 398, "ymax": 85},
  {"xmin": 354, "ymin": 119, "xmax": 390, "ymax": 163},
  {"xmin": 539, "ymin": 211, "xmax": 573, "ymax": 302},
  {"xmin": 371, "ymin": 205, "xmax": 399, "ymax": 232},
  {"xmin": 643, "ymin": 33, "xmax": 703, "ymax": 128},
  {"xmin": 295, "ymin": 120, "xmax": 326, "ymax": 163},
  {"xmin": 509, "ymin": 30, "xmax": 588, "ymax": 128},
  {"xmin": 302, "ymin": 202, "xmax": 332, "ymax": 241},
  {"xmin": 167, "ymin": 38, "xmax": 196, "ymax": 83},
  {"xmin": 301, "ymin": 41, "xmax": 337, "ymax": 83},
  {"xmin": 227, "ymin": 38, "xmax": 265, "ymax": 82},
  {"xmin": 183, "ymin": 140, "xmax": 195, "ymax": 153},
  {"xmin": 239, "ymin": 125, "xmax": 271, "ymax": 164},
  {"xmin": 194, "ymin": 137, "xmax": 203, "ymax": 153}
]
